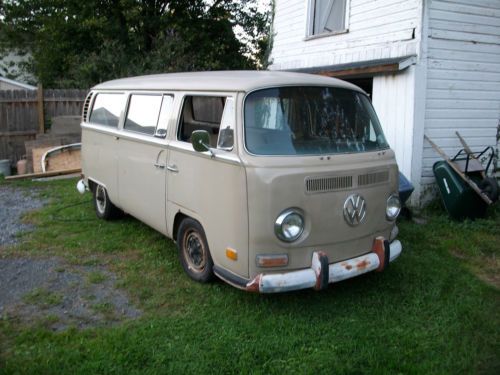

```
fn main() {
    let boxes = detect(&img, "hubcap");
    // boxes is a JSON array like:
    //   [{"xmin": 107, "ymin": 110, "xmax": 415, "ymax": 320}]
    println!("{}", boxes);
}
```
[
  {"xmin": 183, "ymin": 231, "xmax": 206, "ymax": 273},
  {"xmin": 95, "ymin": 185, "xmax": 107, "ymax": 214}
]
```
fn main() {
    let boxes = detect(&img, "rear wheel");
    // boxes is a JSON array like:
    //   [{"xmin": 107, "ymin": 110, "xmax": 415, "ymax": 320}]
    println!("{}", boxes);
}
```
[
  {"xmin": 177, "ymin": 218, "xmax": 214, "ymax": 282},
  {"xmin": 479, "ymin": 177, "xmax": 499, "ymax": 203},
  {"xmin": 93, "ymin": 184, "xmax": 122, "ymax": 220}
]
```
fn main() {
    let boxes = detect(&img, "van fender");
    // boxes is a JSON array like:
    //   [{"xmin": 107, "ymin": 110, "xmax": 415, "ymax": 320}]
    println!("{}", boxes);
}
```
[
  {"xmin": 87, "ymin": 177, "xmax": 106, "ymax": 192},
  {"xmin": 167, "ymin": 203, "xmax": 204, "ymax": 241}
]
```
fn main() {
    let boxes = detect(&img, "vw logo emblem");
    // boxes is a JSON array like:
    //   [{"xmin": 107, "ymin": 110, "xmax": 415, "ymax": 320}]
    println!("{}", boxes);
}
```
[{"xmin": 343, "ymin": 194, "xmax": 367, "ymax": 226}]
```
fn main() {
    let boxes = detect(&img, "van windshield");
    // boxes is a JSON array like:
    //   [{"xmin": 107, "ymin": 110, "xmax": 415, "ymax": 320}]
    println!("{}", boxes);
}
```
[{"xmin": 244, "ymin": 86, "xmax": 389, "ymax": 156}]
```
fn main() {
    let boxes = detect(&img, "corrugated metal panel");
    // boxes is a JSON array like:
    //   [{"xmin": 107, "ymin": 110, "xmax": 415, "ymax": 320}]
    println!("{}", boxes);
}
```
[
  {"xmin": 422, "ymin": 0, "xmax": 500, "ymax": 179},
  {"xmin": 372, "ymin": 67, "xmax": 416, "ymax": 179}
]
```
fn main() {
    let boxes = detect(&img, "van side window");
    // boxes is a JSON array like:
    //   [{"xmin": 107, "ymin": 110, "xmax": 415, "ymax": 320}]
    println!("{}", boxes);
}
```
[
  {"xmin": 89, "ymin": 93, "xmax": 125, "ymax": 127},
  {"xmin": 125, "ymin": 94, "xmax": 162, "ymax": 135},
  {"xmin": 217, "ymin": 97, "xmax": 235, "ymax": 150},
  {"xmin": 155, "ymin": 95, "xmax": 174, "ymax": 137},
  {"xmin": 178, "ymin": 96, "xmax": 226, "ymax": 148}
]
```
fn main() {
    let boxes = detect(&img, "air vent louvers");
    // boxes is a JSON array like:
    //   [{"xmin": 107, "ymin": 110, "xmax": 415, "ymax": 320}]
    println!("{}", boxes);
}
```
[
  {"xmin": 306, "ymin": 175, "xmax": 353, "ymax": 193},
  {"xmin": 358, "ymin": 171, "xmax": 389, "ymax": 186},
  {"xmin": 82, "ymin": 92, "xmax": 93, "ymax": 122}
]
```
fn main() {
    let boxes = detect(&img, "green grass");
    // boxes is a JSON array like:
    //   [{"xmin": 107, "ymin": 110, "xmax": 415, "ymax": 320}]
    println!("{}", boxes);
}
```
[
  {"xmin": 22, "ymin": 288, "xmax": 63, "ymax": 309},
  {"xmin": 86, "ymin": 271, "xmax": 107, "ymax": 285},
  {"xmin": 0, "ymin": 178, "xmax": 499, "ymax": 374},
  {"xmin": 90, "ymin": 302, "xmax": 117, "ymax": 321}
]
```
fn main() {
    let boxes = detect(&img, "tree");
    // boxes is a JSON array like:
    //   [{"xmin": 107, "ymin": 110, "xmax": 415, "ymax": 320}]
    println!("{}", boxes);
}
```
[{"xmin": 0, "ymin": 0, "xmax": 272, "ymax": 88}]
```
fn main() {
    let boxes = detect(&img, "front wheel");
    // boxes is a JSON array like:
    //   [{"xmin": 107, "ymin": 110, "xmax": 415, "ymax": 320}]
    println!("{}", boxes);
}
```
[
  {"xmin": 177, "ymin": 218, "xmax": 214, "ymax": 282},
  {"xmin": 93, "ymin": 184, "xmax": 122, "ymax": 220}
]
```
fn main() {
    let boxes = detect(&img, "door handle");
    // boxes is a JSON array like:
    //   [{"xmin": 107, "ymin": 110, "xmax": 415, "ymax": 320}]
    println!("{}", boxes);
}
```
[
  {"xmin": 114, "ymin": 136, "xmax": 120, "ymax": 140},
  {"xmin": 167, "ymin": 164, "xmax": 179, "ymax": 173},
  {"xmin": 154, "ymin": 163, "xmax": 166, "ymax": 169}
]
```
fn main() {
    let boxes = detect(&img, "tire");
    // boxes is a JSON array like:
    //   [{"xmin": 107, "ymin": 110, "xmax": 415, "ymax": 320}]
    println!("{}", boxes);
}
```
[
  {"xmin": 177, "ymin": 218, "xmax": 214, "ymax": 283},
  {"xmin": 399, "ymin": 206, "xmax": 412, "ymax": 220},
  {"xmin": 92, "ymin": 184, "xmax": 122, "ymax": 220},
  {"xmin": 479, "ymin": 177, "xmax": 499, "ymax": 203}
]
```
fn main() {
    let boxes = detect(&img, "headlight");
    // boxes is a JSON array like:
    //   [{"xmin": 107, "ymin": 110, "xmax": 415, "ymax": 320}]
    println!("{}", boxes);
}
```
[
  {"xmin": 386, "ymin": 194, "xmax": 401, "ymax": 221},
  {"xmin": 275, "ymin": 208, "xmax": 304, "ymax": 242}
]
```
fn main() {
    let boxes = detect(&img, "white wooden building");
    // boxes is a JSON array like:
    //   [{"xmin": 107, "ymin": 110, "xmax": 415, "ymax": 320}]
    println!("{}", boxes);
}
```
[
  {"xmin": 0, "ymin": 76, "xmax": 36, "ymax": 91},
  {"xmin": 269, "ymin": 0, "xmax": 500, "ymax": 204}
]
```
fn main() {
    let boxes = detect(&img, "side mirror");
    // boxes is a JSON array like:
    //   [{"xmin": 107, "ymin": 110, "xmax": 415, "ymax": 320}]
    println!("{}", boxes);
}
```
[{"xmin": 191, "ymin": 130, "xmax": 211, "ymax": 152}]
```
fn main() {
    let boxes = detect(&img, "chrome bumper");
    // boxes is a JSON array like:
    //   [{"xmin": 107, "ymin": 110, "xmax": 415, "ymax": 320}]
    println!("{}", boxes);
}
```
[{"xmin": 246, "ymin": 237, "xmax": 402, "ymax": 293}]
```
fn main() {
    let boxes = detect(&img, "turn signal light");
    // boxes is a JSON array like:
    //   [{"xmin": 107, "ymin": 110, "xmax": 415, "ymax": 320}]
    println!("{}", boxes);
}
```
[
  {"xmin": 226, "ymin": 248, "xmax": 238, "ymax": 261},
  {"xmin": 256, "ymin": 254, "xmax": 288, "ymax": 268}
]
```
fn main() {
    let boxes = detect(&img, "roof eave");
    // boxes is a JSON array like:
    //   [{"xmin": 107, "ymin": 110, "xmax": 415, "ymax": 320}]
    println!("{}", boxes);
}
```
[{"xmin": 287, "ymin": 55, "xmax": 418, "ymax": 78}]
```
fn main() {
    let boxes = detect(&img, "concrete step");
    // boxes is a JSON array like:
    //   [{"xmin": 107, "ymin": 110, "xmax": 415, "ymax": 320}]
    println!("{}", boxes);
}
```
[{"xmin": 50, "ymin": 116, "xmax": 81, "ymax": 136}]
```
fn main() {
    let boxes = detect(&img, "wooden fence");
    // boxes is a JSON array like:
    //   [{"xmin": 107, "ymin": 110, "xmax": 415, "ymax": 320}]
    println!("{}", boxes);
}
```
[{"xmin": 0, "ymin": 87, "xmax": 87, "ymax": 166}]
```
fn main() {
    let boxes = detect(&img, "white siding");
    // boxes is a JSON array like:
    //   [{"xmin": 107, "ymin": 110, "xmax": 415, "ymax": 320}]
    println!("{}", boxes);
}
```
[
  {"xmin": 0, "ymin": 77, "xmax": 36, "ymax": 90},
  {"xmin": 270, "ymin": 0, "xmax": 422, "ymax": 70},
  {"xmin": 372, "ymin": 67, "xmax": 416, "ymax": 180},
  {"xmin": 421, "ymin": 0, "xmax": 500, "ymax": 184},
  {"xmin": 0, "ymin": 81, "xmax": 24, "ymax": 90}
]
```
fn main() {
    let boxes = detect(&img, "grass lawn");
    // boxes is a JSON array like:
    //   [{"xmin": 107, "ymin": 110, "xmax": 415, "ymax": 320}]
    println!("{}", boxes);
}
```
[{"xmin": 1, "ymin": 177, "xmax": 499, "ymax": 374}]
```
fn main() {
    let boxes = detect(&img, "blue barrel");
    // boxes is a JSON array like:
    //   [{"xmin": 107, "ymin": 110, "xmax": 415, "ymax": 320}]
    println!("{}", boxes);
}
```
[
  {"xmin": 398, "ymin": 172, "xmax": 414, "ymax": 204},
  {"xmin": 0, "ymin": 159, "xmax": 11, "ymax": 177}
]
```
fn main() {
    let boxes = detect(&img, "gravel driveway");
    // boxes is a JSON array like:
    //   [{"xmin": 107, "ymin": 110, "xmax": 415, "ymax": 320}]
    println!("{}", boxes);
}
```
[
  {"xmin": 0, "ymin": 184, "xmax": 141, "ymax": 330},
  {"xmin": 0, "ymin": 185, "xmax": 46, "ymax": 245}
]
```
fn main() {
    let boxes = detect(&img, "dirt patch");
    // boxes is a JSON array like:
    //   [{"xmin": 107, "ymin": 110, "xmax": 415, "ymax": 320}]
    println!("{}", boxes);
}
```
[
  {"xmin": 0, "ymin": 185, "xmax": 141, "ymax": 330},
  {"xmin": 450, "ymin": 248, "xmax": 500, "ymax": 289},
  {"xmin": 0, "ymin": 257, "xmax": 141, "ymax": 330}
]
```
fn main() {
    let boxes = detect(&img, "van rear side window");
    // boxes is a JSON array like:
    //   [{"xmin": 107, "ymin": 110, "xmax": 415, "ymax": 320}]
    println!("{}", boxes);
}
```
[{"xmin": 89, "ymin": 93, "xmax": 125, "ymax": 127}]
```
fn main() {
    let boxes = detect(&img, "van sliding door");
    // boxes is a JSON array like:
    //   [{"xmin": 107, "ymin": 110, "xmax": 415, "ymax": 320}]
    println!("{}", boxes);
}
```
[{"xmin": 117, "ymin": 94, "xmax": 173, "ymax": 235}]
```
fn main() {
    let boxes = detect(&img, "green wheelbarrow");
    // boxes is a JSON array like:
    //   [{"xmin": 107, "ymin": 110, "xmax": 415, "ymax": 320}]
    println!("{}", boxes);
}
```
[{"xmin": 425, "ymin": 133, "xmax": 498, "ymax": 220}]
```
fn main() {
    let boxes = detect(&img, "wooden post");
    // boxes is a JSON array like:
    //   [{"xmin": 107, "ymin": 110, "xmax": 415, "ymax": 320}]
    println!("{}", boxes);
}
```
[{"xmin": 37, "ymin": 83, "xmax": 44, "ymax": 134}]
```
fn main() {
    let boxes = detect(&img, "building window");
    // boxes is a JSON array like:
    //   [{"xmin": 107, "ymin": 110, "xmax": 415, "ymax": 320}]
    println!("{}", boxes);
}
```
[{"xmin": 309, "ymin": 0, "xmax": 348, "ymax": 36}]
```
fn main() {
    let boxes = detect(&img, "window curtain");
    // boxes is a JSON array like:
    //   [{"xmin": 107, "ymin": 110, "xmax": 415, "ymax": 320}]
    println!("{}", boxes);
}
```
[{"xmin": 313, "ymin": 0, "xmax": 346, "ymax": 35}]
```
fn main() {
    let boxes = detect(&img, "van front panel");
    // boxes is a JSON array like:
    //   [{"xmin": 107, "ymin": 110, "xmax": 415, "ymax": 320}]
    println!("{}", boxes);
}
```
[{"xmin": 245, "ymin": 153, "xmax": 398, "ymax": 278}]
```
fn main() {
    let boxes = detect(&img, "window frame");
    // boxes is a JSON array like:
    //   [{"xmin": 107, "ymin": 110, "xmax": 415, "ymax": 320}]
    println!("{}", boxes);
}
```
[
  {"xmin": 155, "ymin": 95, "xmax": 174, "ymax": 138},
  {"xmin": 242, "ymin": 85, "xmax": 389, "ymax": 157},
  {"xmin": 305, "ymin": 0, "xmax": 350, "ymax": 40},
  {"xmin": 176, "ymin": 93, "xmax": 235, "ymax": 151},
  {"xmin": 217, "ymin": 97, "xmax": 236, "ymax": 151},
  {"xmin": 88, "ymin": 92, "xmax": 127, "ymax": 128},
  {"xmin": 123, "ymin": 93, "xmax": 163, "ymax": 136},
  {"xmin": 122, "ymin": 93, "xmax": 174, "ymax": 138}
]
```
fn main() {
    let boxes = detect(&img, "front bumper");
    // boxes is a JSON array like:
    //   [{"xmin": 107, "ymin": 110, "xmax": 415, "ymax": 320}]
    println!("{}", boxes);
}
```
[
  {"xmin": 76, "ymin": 178, "xmax": 88, "ymax": 194},
  {"xmin": 246, "ymin": 237, "xmax": 402, "ymax": 293}
]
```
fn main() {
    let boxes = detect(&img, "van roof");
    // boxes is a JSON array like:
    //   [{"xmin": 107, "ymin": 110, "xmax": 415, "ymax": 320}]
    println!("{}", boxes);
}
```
[{"xmin": 92, "ymin": 70, "xmax": 364, "ymax": 93}]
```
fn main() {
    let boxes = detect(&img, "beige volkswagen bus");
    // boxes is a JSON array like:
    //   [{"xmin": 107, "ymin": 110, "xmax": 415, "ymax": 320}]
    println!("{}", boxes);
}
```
[{"xmin": 78, "ymin": 71, "xmax": 402, "ymax": 293}]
